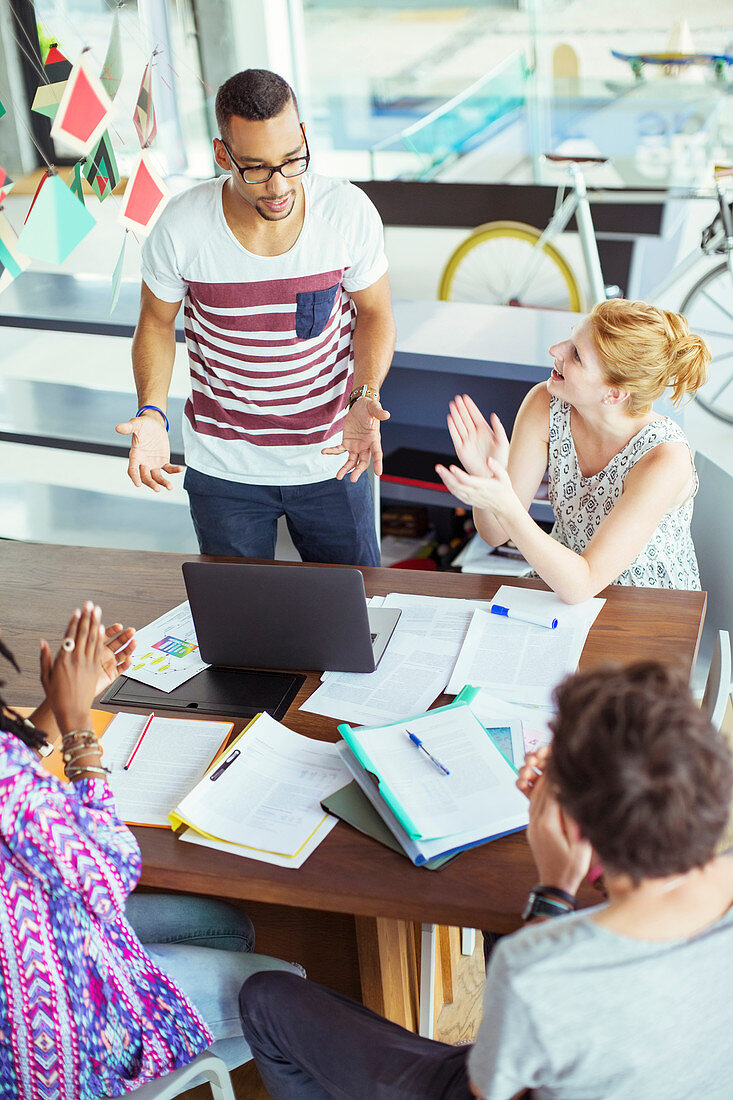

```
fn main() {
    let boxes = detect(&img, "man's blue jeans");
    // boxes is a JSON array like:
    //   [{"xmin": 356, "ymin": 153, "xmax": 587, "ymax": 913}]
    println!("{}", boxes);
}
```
[{"xmin": 184, "ymin": 467, "xmax": 380, "ymax": 566}]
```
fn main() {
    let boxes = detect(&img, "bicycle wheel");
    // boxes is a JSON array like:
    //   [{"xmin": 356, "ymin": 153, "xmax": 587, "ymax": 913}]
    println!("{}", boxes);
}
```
[
  {"xmin": 438, "ymin": 220, "xmax": 584, "ymax": 311},
  {"xmin": 680, "ymin": 260, "xmax": 733, "ymax": 425}
]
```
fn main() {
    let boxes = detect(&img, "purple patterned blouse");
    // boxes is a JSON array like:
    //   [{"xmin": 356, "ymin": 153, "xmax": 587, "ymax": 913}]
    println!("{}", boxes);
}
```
[{"xmin": 0, "ymin": 730, "xmax": 211, "ymax": 1099}]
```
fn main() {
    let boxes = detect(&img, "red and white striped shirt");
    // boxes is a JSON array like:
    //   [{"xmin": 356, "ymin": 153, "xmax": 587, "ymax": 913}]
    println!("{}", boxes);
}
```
[{"xmin": 141, "ymin": 173, "xmax": 388, "ymax": 485}]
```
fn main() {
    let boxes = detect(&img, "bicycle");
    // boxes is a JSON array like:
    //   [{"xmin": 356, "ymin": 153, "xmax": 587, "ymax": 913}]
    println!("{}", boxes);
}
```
[{"xmin": 438, "ymin": 156, "xmax": 733, "ymax": 424}]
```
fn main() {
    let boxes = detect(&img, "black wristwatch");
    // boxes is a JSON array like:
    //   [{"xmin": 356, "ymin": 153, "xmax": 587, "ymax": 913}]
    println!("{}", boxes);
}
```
[{"xmin": 522, "ymin": 885, "xmax": 576, "ymax": 921}]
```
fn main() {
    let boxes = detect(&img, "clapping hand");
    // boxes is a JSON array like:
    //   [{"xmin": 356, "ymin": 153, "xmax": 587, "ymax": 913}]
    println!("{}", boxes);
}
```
[
  {"xmin": 517, "ymin": 747, "xmax": 592, "ymax": 897},
  {"xmin": 39, "ymin": 603, "xmax": 106, "ymax": 735},
  {"xmin": 435, "ymin": 455, "xmax": 515, "ymax": 515},
  {"xmin": 447, "ymin": 395, "xmax": 509, "ymax": 477}
]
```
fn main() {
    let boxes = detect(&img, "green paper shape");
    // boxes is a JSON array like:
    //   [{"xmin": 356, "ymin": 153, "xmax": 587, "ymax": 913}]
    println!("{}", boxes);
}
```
[
  {"xmin": 0, "ymin": 99, "xmax": 5, "ymax": 120},
  {"xmin": 69, "ymin": 161, "xmax": 85, "ymax": 205},
  {"xmin": 100, "ymin": 10, "xmax": 123, "ymax": 100},
  {"xmin": 83, "ymin": 130, "xmax": 119, "ymax": 201},
  {"xmin": 16, "ymin": 173, "xmax": 95, "ymax": 264}
]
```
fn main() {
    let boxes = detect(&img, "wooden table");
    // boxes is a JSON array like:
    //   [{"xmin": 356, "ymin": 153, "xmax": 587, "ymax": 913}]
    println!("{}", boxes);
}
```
[{"xmin": 1, "ymin": 541, "xmax": 706, "ymax": 1028}]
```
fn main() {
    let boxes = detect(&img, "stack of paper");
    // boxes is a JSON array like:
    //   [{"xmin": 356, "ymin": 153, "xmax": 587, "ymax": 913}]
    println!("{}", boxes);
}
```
[
  {"xmin": 170, "ymin": 713, "xmax": 351, "ymax": 868},
  {"xmin": 446, "ymin": 585, "xmax": 605, "ymax": 707},
  {"xmin": 337, "ymin": 702, "xmax": 528, "ymax": 865},
  {"xmin": 452, "ymin": 533, "xmax": 529, "ymax": 576}
]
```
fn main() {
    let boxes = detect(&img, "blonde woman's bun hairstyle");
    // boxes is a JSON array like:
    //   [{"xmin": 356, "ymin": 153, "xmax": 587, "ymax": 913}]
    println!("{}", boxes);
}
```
[{"xmin": 587, "ymin": 299, "xmax": 711, "ymax": 416}]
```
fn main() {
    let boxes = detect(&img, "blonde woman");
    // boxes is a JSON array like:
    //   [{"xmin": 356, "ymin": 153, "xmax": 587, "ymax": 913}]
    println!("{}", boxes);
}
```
[{"xmin": 436, "ymin": 300, "xmax": 710, "ymax": 603}]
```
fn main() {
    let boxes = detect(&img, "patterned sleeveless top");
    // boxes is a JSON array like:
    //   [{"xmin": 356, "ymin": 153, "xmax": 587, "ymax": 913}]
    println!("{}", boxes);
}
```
[{"xmin": 547, "ymin": 396, "xmax": 700, "ymax": 589}]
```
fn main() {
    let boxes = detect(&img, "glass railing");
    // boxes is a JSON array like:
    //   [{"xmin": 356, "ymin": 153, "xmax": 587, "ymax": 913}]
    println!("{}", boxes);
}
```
[{"xmin": 368, "ymin": 51, "xmax": 529, "ymax": 180}]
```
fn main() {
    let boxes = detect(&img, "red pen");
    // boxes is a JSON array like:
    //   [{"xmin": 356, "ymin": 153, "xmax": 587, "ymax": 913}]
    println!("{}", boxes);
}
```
[{"xmin": 123, "ymin": 713, "xmax": 154, "ymax": 771}]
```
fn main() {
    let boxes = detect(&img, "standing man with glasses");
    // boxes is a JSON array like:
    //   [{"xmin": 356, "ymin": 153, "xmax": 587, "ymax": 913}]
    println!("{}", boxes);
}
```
[{"xmin": 117, "ymin": 69, "xmax": 395, "ymax": 565}]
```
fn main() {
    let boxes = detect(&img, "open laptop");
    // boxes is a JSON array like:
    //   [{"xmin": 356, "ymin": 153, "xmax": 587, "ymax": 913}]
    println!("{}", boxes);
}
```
[{"xmin": 182, "ymin": 562, "xmax": 401, "ymax": 673}]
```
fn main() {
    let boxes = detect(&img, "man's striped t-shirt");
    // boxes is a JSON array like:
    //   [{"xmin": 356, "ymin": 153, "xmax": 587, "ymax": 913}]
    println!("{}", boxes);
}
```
[{"xmin": 141, "ymin": 173, "xmax": 388, "ymax": 485}]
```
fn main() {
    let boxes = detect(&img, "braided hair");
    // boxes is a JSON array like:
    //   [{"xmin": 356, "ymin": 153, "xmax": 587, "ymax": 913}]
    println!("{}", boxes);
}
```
[{"xmin": 0, "ymin": 638, "xmax": 47, "ymax": 751}]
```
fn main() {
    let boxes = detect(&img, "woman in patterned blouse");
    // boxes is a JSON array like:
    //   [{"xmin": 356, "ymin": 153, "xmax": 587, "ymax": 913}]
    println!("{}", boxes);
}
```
[
  {"xmin": 0, "ymin": 603, "xmax": 299, "ymax": 1100},
  {"xmin": 436, "ymin": 299, "xmax": 710, "ymax": 602}
]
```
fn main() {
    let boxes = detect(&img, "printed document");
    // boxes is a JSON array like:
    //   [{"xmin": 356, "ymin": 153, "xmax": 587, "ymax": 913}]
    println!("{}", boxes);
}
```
[
  {"xmin": 102, "ymin": 712, "xmax": 231, "ymax": 827},
  {"xmin": 171, "ymin": 713, "xmax": 350, "ymax": 859},
  {"xmin": 304, "ymin": 593, "xmax": 488, "ymax": 725},
  {"xmin": 446, "ymin": 586, "xmax": 605, "ymax": 704},
  {"xmin": 124, "ymin": 601, "xmax": 208, "ymax": 692}
]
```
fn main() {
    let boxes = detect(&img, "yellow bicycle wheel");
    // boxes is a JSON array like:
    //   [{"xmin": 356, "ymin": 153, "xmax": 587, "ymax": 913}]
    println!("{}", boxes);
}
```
[{"xmin": 438, "ymin": 220, "xmax": 583, "ymax": 312}]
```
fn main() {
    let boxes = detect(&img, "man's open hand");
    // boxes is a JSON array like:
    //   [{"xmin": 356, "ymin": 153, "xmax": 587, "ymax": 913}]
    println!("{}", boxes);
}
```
[
  {"xmin": 322, "ymin": 396, "xmax": 390, "ymax": 482},
  {"xmin": 115, "ymin": 413, "xmax": 183, "ymax": 492}
]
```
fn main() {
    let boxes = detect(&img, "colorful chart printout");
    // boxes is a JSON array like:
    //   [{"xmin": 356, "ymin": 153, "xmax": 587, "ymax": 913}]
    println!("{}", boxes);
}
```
[
  {"xmin": 152, "ymin": 636, "xmax": 199, "ymax": 659},
  {"xmin": 51, "ymin": 51, "xmax": 113, "ymax": 156},
  {"xmin": 118, "ymin": 149, "xmax": 170, "ymax": 234}
]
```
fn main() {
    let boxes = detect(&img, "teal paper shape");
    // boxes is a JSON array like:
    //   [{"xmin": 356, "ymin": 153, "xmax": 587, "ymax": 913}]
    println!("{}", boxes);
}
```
[
  {"xmin": 0, "ymin": 99, "xmax": 5, "ymax": 120},
  {"xmin": 16, "ymin": 173, "xmax": 95, "ymax": 264},
  {"xmin": 69, "ymin": 161, "xmax": 85, "ymax": 205}
]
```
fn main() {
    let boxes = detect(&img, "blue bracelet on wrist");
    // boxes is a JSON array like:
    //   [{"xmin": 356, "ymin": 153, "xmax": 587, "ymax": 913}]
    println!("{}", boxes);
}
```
[{"xmin": 136, "ymin": 405, "xmax": 169, "ymax": 432}]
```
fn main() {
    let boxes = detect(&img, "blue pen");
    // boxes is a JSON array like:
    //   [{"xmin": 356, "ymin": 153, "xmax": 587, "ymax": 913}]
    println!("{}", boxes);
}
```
[
  {"xmin": 490, "ymin": 604, "xmax": 558, "ymax": 630},
  {"xmin": 405, "ymin": 729, "xmax": 450, "ymax": 776}
]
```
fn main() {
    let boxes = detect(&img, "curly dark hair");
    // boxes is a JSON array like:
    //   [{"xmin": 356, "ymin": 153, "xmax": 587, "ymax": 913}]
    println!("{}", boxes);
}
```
[
  {"xmin": 0, "ymin": 637, "xmax": 47, "ymax": 751},
  {"xmin": 548, "ymin": 661, "xmax": 732, "ymax": 884},
  {"xmin": 215, "ymin": 69, "xmax": 299, "ymax": 141}
]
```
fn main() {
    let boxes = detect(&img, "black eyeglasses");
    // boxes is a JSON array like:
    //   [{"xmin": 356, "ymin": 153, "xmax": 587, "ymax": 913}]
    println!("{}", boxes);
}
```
[{"xmin": 221, "ymin": 125, "xmax": 310, "ymax": 185}]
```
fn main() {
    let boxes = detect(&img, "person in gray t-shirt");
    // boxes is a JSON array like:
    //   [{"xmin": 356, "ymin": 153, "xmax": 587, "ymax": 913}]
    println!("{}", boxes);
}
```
[{"xmin": 239, "ymin": 661, "xmax": 733, "ymax": 1099}]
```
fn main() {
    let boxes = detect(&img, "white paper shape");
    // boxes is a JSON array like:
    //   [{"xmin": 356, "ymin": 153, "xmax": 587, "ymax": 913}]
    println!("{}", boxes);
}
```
[
  {"xmin": 50, "ymin": 51, "xmax": 113, "ymax": 157},
  {"xmin": 117, "ymin": 149, "xmax": 170, "ymax": 235}
]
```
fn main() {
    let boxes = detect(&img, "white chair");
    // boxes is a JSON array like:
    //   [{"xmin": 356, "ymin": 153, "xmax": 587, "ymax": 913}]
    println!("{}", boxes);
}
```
[
  {"xmin": 701, "ymin": 630, "xmax": 732, "ymax": 732},
  {"xmin": 107, "ymin": 1051, "xmax": 235, "ymax": 1100},
  {"xmin": 690, "ymin": 453, "xmax": 733, "ymax": 694}
]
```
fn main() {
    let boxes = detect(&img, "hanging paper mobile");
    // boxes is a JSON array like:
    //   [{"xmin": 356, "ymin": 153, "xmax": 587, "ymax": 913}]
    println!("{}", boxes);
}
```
[
  {"xmin": 50, "ymin": 51, "xmax": 113, "ymax": 157},
  {"xmin": 118, "ymin": 149, "xmax": 169, "ymax": 234},
  {"xmin": 83, "ymin": 130, "xmax": 120, "ymax": 201},
  {"xmin": 0, "ymin": 212, "xmax": 30, "ymax": 296},
  {"xmin": 69, "ymin": 160, "xmax": 85, "ymax": 205},
  {"xmin": 0, "ymin": 167, "xmax": 14, "ymax": 204},
  {"xmin": 110, "ymin": 230, "xmax": 127, "ymax": 314},
  {"xmin": 16, "ymin": 171, "xmax": 96, "ymax": 264},
  {"xmin": 31, "ymin": 43, "xmax": 73, "ymax": 120},
  {"xmin": 100, "ymin": 8, "xmax": 124, "ymax": 101},
  {"xmin": 133, "ymin": 59, "xmax": 157, "ymax": 147}
]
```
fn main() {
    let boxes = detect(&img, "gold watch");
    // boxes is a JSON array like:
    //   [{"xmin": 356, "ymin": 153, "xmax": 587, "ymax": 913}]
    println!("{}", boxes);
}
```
[{"xmin": 347, "ymin": 384, "xmax": 379, "ymax": 411}]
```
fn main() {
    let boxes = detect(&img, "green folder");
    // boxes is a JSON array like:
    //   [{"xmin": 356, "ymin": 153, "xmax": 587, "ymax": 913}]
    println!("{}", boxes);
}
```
[{"xmin": 321, "ymin": 781, "xmax": 456, "ymax": 871}]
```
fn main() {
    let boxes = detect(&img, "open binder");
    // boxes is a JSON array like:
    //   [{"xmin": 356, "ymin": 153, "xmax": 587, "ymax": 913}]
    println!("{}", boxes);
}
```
[{"xmin": 337, "ymin": 691, "xmax": 528, "ymax": 864}]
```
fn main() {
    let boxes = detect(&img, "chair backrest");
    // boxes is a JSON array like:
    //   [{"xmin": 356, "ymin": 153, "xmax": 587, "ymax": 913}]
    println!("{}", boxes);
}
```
[
  {"xmin": 702, "ymin": 630, "xmax": 732, "ymax": 732},
  {"xmin": 691, "ymin": 453, "xmax": 733, "ymax": 686}
]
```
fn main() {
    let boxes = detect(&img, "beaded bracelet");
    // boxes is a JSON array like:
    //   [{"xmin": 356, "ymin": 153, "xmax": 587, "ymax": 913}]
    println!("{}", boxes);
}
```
[
  {"xmin": 66, "ymin": 765, "xmax": 110, "ymax": 782},
  {"xmin": 63, "ymin": 745, "xmax": 103, "ymax": 765}
]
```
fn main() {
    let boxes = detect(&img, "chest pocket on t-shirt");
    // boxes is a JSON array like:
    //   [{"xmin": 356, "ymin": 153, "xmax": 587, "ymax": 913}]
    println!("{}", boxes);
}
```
[{"xmin": 295, "ymin": 284, "xmax": 339, "ymax": 339}]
